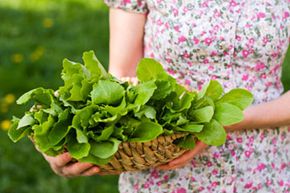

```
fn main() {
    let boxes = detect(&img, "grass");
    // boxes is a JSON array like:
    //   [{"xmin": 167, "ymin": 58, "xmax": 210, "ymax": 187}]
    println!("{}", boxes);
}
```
[
  {"xmin": 0, "ymin": 1, "xmax": 118, "ymax": 193},
  {"xmin": 0, "ymin": 0, "xmax": 289, "ymax": 193}
]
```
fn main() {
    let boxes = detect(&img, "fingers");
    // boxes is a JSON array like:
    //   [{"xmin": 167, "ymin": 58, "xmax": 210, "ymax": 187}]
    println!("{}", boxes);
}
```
[
  {"xmin": 156, "ymin": 141, "xmax": 208, "ymax": 171},
  {"xmin": 43, "ymin": 152, "xmax": 72, "ymax": 168},
  {"xmin": 61, "ymin": 162, "xmax": 100, "ymax": 177},
  {"xmin": 169, "ymin": 141, "xmax": 207, "ymax": 166}
]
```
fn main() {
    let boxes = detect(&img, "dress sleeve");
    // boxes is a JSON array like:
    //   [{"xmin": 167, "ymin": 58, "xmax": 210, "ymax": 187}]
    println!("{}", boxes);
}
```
[{"xmin": 104, "ymin": 0, "xmax": 148, "ymax": 14}]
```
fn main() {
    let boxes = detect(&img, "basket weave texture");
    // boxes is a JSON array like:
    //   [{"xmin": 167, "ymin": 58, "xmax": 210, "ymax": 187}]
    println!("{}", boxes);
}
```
[{"xmin": 98, "ymin": 133, "xmax": 188, "ymax": 174}]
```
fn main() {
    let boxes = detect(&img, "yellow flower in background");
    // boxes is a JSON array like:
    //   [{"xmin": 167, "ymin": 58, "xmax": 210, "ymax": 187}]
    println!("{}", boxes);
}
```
[
  {"xmin": 1, "ymin": 120, "xmax": 11, "ymax": 131},
  {"xmin": 43, "ymin": 18, "xmax": 54, "ymax": 28},
  {"xmin": 30, "ymin": 47, "xmax": 45, "ymax": 62},
  {"xmin": 4, "ymin": 94, "xmax": 16, "ymax": 104},
  {"xmin": 11, "ymin": 53, "xmax": 24, "ymax": 63}
]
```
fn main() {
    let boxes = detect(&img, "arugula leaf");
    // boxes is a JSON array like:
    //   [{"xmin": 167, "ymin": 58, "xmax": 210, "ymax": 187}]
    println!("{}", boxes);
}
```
[
  {"xmin": 128, "ymin": 121, "xmax": 163, "ymax": 142},
  {"xmin": 136, "ymin": 58, "xmax": 166, "ymax": 81},
  {"xmin": 217, "ymin": 88, "xmax": 254, "ymax": 110},
  {"xmin": 197, "ymin": 80, "xmax": 223, "ymax": 101},
  {"xmin": 189, "ymin": 106, "xmax": 214, "ymax": 123},
  {"xmin": 175, "ymin": 135, "xmax": 196, "ymax": 149},
  {"xmin": 214, "ymin": 102, "xmax": 244, "ymax": 126},
  {"xmin": 195, "ymin": 119, "xmax": 226, "ymax": 146}
]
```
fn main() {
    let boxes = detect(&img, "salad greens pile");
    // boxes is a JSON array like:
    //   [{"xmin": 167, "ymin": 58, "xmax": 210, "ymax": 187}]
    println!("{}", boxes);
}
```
[{"xmin": 8, "ymin": 51, "xmax": 253, "ymax": 165}]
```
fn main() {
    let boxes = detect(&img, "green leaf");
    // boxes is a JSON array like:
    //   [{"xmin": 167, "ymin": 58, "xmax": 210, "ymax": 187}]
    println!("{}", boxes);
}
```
[
  {"xmin": 8, "ymin": 117, "xmax": 31, "ymax": 142},
  {"xmin": 197, "ymin": 80, "xmax": 223, "ymax": 101},
  {"xmin": 90, "ymin": 138, "xmax": 121, "ymax": 159},
  {"xmin": 16, "ymin": 88, "xmax": 54, "ymax": 106},
  {"xmin": 75, "ymin": 128, "xmax": 88, "ymax": 143},
  {"xmin": 128, "ymin": 121, "xmax": 163, "ymax": 142},
  {"xmin": 93, "ymin": 124, "xmax": 114, "ymax": 141},
  {"xmin": 135, "ymin": 105, "xmax": 156, "ymax": 119},
  {"xmin": 48, "ymin": 109, "xmax": 71, "ymax": 145},
  {"xmin": 217, "ymin": 88, "xmax": 254, "ymax": 110},
  {"xmin": 175, "ymin": 124, "xmax": 203, "ymax": 133},
  {"xmin": 134, "ymin": 81, "xmax": 157, "ymax": 105},
  {"xmin": 67, "ymin": 134, "xmax": 90, "ymax": 159},
  {"xmin": 195, "ymin": 119, "xmax": 226, "ymax": 146},
  {"xmin": 91, "ymin": 80, "xmax": 125, "ymax": 105},
  {"xmin": 79, "ymin": 154, "xmax": 112, "ymax": 165},
  {"xmin": 175, "ymin": 135, "xmax": 196, "ymax": 149},
  {"xmin": 136, "ymin": 58, "xmax": 166, "ymax": 82},
  {"xmin": 214, "ymin": 102, "xmax": 244, "ymax": 126},
  {"xmin": 190, "ymin": 106, "xmax": 214, "ymax": 123},
  {"xmin": 82, "ymin": 50, "xmax": 109, "ymax": 81},
  {"xmin": 17, "ymin": 114, "xmax": 35, "ymax": 129}
]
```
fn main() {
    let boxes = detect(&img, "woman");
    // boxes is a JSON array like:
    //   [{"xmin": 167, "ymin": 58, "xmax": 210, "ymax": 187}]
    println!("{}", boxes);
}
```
[{"xmin": 41, "ymin": 0, "xmax": 290, "ymax": 192}]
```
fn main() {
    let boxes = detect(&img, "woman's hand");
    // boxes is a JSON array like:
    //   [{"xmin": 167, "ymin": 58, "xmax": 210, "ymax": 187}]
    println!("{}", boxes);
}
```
[
  {"xmin": 41, "ymin": 152, "xmax": 101, "ymax": 178},
  {"xmin": 156, "ymin": 141, "xmax": 208, "ymax": 170}
]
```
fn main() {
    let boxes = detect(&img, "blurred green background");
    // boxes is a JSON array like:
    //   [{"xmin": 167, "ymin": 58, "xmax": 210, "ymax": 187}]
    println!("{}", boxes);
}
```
[{"xmin": 0, "ymin": 0, "xmax": 289, "ymax": 193}]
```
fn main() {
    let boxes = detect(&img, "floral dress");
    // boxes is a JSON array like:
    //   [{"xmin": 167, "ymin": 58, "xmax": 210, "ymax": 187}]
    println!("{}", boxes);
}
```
[{"xmin": 104, "ymin": 0, "xmax": 290, "ymax": 192}]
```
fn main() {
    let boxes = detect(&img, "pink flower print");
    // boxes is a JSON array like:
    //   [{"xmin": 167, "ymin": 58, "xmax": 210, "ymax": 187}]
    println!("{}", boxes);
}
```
[
  {"xmin": 203, "ymin": 58, "xmax": 209, "ymax": 64},
  {"xmin": 198, "ymin": 187, "xmax": 205, "ymax": 191},
  {"xmin": 278, "ymin": 180, "xmax": 284, "ymax": 187},
  {"xmin": 262, "ymin": 36, "xmax": 269, "ymax": 44},
  {"xmin": 214, "ymin": 9, "xmax": 222, "ymax": 17},
  {"xmin": 212, "ymin": 169, "xmax": 218, "ymax": 175},
  {"xmin": 266, "ymin": 179, "xmax": 272, "ymax": 186},
  {"xmin": 193, "ymin": 37, "xmax": 200, "ymax": 44},
  {"xmin": 173, "ymin": 25, "xmax": 180, "ymax": 32},
  {"xmin": 176, "ymin": 188, "xmax": 186, "ymax": 193},
  {"xmin": 230, "ymin": 0, "xmax": 238, "ymax": 7},
  {"xmin": 185, "ymin": 79, "xmax": 191, "ymax": 86},
  {"xmin": 213, "ymin": 152, "xmax": 220, "ymax": 159},
  {"xmin": 143, "ymin": 182, "xmax": 150, "ymax": 189},
  {"xmin": 157, "ymin": 19, "xmax": 163, "ymax": 26},
  {"xmin": 271, "ymin": 137, "xmax": 277, "ymax": 145},
  {"xmin": 242, "ymin": 74, "xmax": 249, "ymax": 81},
  {"xmin": 204, "ymin": 37, "xmax": 212, "ymax": 46},
  {"xmin": 242, "ymin": 49, "xmax": 250, "ymax": 58},
  {"xmin": 236, "ymin": 35, "xmax": 241, "ymax": 41},
  {"xmin": 191, "ymin": 177, "xmax": 196, "ymax": 182},
  {"xmin": 123, "ymin": 0, "xmax": 131, "ymax": 4},
  {"xmin": 248, "ymin": 38, "xmax": 255, "ymax": 45},
  {"xmin": 207, "ymin": 161, "xmax": 213, "ymax": 167},
  {"xmin": 163, "ymin": 175, "xmax": 169, "ymax": 181},
  {"xmin": 280, "ymin": 163, "xmax": 287, "ymax": 170},
  {"xmin": 244, "ymin": 182, "xmax": 253, "ymax": 189},
  {"xmin": 283, "ymin": 11, "xmax": 290, "ymax": 20},
  {"xmin": 244, "ymin": 150, "xmax": 252, "ymax": 158},
  {"xmin": 255, "ymin": 62, "xmax": 265, "ymax": 71},
  {"xmin": 211, "ymin": 181, "xmax": 219, "ymax": 188},
  {"xmin": 208, "ymin": 65, "xmax": 214, "ymax": 71},
  {"xmin": 133, "ymin": 183, "xmax": 139, "ymax": 190},
  {"xmin": 257, "ymin": 12, "xmax": 266, "ymax": 19},
  {"xmin": 183, "ymin": 51, "xmax": 190, "ymax": 58},
  {"xmin": 178, "ymin": 36, "xmax": 187, "ymax": 43},
  {"xmin": 172, "ymin": 8, "xmax": 178, "ymax": 16},
  {"xmin": 257, "ymin": 163, "xmax": 266, "ymax": 172},
  {"xmin": 157, "ymin": 181, "xmax": 162, "ymax": 186},
  {"xmin": 150, "ymin": 169, "xmax": 159, "ymax": 179},
  {"xmin": 236, "ymin": 137, "xmax": 243, "ymax": 143}
]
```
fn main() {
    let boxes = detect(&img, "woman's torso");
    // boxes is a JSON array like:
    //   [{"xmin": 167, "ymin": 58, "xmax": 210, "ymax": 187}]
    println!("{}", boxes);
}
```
[{"xmin": 115, "ymin": 0, "xmax": 290, "ymax": 192}]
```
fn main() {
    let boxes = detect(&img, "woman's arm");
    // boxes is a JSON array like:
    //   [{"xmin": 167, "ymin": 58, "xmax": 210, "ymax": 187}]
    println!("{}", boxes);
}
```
[
  {"xmin": 227, "ymin": 90, "xmax": 290, "ymax": 131},
  {"xmin": 108, "ymin": 8, "xmax": 147, "ymax": 78},
  {"xmin": 158, "ymin": 91, "xmax": 290, "ymax": 170},
  {"xmin": 41, "ymin": 8, "xmax": 147, "ymax": 177}
]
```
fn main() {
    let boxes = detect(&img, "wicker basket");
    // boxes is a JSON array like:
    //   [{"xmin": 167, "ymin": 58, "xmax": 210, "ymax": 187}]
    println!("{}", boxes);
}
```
[{"xmin": 98, "ymin": 132, "xmax": 188, "ymax": 174}]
